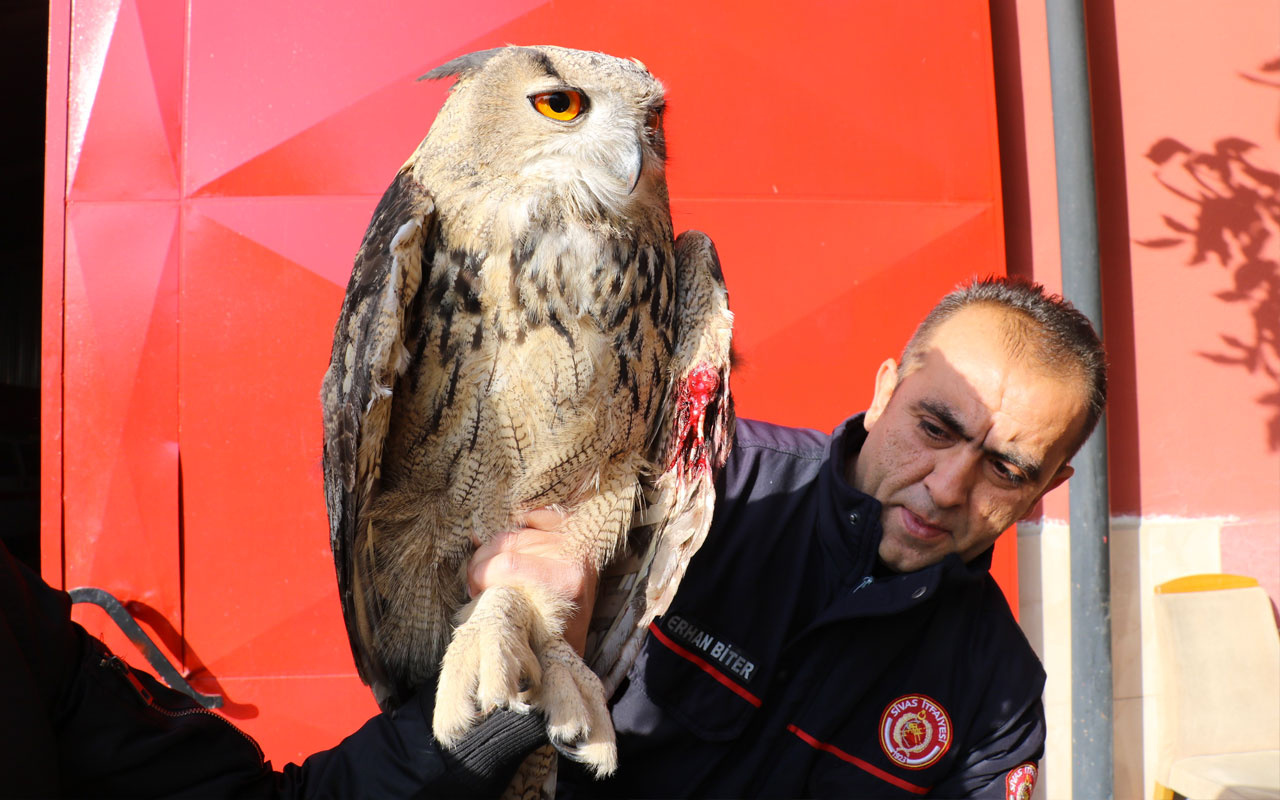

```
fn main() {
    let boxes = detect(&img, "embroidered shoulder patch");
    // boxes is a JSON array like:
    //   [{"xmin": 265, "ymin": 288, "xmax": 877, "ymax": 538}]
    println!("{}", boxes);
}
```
[
  {"xmin": 1006, "ymin": 762, "xmax": 1037, "ymax": 800},
  {"xmin": 878, "ymin": 694, "xmax": 952, "ymax": 770}
]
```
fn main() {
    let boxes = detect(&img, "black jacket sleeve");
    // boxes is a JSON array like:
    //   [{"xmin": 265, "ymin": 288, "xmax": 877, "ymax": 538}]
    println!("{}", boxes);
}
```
[
  {"xmin": 269, "ymin": 689, "xmax": 546, "ymax": 799},
  {"xmin": 0, "ymin": 539, "xmax": 78, "ymax": 797},
  {"xmin": 0, "ymin": 539, "xmax": 545, "ymax": 799},
  {"xmin": 925, "ymin": 691, "xmax": 1045, "ymax": 799}
]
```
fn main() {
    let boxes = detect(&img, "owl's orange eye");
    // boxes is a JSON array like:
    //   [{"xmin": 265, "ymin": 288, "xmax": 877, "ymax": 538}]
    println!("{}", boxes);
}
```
[{"xmin": 532, "ymin": 90, "xmax": 584, "ymax": 122}]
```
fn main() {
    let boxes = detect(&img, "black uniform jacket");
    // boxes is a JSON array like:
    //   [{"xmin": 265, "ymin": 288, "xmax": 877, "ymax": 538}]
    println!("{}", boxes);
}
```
[
  {"xmin": 561, "ymin": 416, "xmax": 1046, "ymax": 799},
  {"xmin": 0, "ymin": 539, "xmax": 539, "ymax": 799}
]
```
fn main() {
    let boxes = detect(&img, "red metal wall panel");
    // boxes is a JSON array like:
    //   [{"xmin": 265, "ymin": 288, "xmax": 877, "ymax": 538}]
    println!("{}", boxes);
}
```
[
  {"xmin": 58, "ymin": 0, "xmax": 185, "ymax": 666},
  {"xmin": 46, "ymin": 0, "xmax": 1011, "ymax": 764},
  {"xmin": 41, "ymin": 0, "xmax": 71, "ymax": 587}
]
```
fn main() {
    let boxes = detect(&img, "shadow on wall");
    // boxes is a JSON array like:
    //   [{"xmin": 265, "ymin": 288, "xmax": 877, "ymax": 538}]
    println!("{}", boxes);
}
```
[{"xmin": 1137, "ymin": 58, "xmax": 1280, "ymax": 451}]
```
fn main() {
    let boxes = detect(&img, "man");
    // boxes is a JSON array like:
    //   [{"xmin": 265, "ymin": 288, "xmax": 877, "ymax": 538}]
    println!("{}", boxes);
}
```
[{"xmin": 486, "ymin": 276, "xmax": 1106, "ymax": 798}]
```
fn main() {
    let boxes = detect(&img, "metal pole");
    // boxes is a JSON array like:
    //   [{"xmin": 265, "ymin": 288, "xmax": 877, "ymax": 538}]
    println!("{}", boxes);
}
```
[{"xmin": 1043, "ymin": 1, "xmax": 1114, "ymax": 798}]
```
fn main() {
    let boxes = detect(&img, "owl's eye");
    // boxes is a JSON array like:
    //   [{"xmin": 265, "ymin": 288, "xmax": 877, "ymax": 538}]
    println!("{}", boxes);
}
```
[
  {"xmin": 531, "ymin": 90, "xmax": 585, "ymax": 122},
  {"xmin": 645, "ymin": 106, "xmax": 664, "ymax": 135}
]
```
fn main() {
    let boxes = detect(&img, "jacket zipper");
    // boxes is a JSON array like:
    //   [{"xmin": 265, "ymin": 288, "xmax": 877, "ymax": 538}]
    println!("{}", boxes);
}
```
[
  {"xmin": 851, "ymin": 576, "xmax": 873, "ymax": 594},
  {"xmin": 102, "ymin": 655, "xmax": 265, "ymax": 765}
]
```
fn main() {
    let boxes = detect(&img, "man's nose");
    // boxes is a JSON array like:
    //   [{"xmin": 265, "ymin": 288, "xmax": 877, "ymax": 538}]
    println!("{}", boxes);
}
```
[{"xmin": 924, "ymin": 448, "xmax": 978, "ymax": 509}]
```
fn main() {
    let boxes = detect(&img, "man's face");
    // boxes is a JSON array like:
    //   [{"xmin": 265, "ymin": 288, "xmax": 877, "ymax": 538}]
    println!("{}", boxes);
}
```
[{"xmin": 850, "ymin": 305, "xmax": 1087, "ymax": 573}]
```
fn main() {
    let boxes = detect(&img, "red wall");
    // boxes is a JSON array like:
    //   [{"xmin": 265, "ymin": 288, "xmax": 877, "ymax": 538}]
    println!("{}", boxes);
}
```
[
  {"xmin": 992, "ymin": 0, "xmax": 1279, "ymax": 604},
  {"xmin": 44, "ymin": 0, "xmax": 1011, "ymax": 763}
]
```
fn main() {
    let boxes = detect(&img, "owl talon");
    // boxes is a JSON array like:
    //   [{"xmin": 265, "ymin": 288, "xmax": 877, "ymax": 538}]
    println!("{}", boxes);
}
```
[
  {"xmin": 431, "ymin": 696, "xmax": 475, "ymax": 749},
  {"xmin": 540, "ymin": 638, "xmax": 618, "ymax": 776}
]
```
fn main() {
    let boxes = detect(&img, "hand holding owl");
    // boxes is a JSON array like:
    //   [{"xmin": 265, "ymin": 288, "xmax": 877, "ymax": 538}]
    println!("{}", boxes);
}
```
[{"xmin": 468, "ymin": 512, "xmax": 599, "ymax": 655}]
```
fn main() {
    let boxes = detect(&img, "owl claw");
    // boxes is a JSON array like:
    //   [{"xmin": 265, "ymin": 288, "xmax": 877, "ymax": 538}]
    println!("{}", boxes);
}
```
[
  {"xmin": 475, "ymin": 633, "xmax": 541, "ymax": 714},
  {"xmin": 567, "ymin": 740, "xmax": 620, "ymax": 779},
  {"xmin": 540, "ymin": 638, "xmax": 618, "ymax": 776},
  {"xmin": 432, "ymin": 670, "xmax": 478, "ymax": 748}
]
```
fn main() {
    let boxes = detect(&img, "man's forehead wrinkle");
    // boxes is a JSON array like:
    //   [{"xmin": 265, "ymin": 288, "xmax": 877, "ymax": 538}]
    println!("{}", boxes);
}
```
[
  {"xmin": 982, "ymin": 386, "xmax": 1051, "ymax": 468},
  {"xmin": 912, "ymin": 369, "xmax": 1047, "ymax": 477},
  {"xmin": 914, "ymin": 344, "xmax": 1004, "ymax": 423},
  {"xmin": 918, "ymin": 393, "xmax": 1044, "ymax": 480}
]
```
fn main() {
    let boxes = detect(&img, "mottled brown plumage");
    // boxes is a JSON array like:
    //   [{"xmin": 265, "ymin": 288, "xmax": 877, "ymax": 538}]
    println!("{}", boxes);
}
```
[{"xmin": 321, "ymin": 45, "xmax": 732, "ymax": 779}]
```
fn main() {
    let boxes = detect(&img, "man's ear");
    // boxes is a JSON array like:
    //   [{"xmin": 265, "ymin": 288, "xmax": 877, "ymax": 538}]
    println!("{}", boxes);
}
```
[
  {"xmin": 1032, "ymin": 463, "xmax": 1075, "ymax": 508},
  {"xmin": 864, "ymin": 358, "xmax": 899, "ymax": 430}
]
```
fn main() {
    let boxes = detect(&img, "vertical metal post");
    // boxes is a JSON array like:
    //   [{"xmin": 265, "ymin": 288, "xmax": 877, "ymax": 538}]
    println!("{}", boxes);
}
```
[{"xmin": 1044, "ymin": 0, "xmax": 1114, "ymax": 797}]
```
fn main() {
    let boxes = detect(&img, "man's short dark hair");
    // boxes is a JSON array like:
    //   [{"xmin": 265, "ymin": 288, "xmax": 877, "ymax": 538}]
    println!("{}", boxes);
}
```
[{"xmin": 900, "ymin": 276, "xmax": 1108, "ymax": 460}]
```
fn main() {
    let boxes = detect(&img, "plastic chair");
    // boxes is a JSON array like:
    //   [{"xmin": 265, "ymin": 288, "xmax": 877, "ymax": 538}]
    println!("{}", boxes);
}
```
[{"xmin": 1153, "ymin": 574, "xmax": 1280, "ymax": 800}]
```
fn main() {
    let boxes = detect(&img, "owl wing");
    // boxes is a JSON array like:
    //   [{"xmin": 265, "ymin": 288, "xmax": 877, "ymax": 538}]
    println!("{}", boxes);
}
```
[
  {"xmin": 590, "ymin": 230, "xmax": 735, "ymax": 695},
  {"xmin": 322, "ymin": 166, "xmax": 434, "ymax": 697}
]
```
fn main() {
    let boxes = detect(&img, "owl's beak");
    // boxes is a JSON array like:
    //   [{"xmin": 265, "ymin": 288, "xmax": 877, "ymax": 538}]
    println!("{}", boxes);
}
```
[{"xmin": 624, "ymin": 142, "xmax": 644, "ymax": 195}]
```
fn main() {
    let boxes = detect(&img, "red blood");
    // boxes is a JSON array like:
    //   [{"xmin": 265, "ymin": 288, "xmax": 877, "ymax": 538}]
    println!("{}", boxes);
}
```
[
  {"xmin": 685, "ymin": 365, "xmax": 720, "ymax": 401},
  {"xmin": 667, "ymin": 363, "xmax": 720, "ymax": 477}
]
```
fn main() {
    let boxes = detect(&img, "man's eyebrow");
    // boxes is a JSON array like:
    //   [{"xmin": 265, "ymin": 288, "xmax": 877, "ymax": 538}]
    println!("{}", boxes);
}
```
[
  {"xmin": 918, "ymin": 400, "xmax": 969, "ymax": 440},
  {"xmin": 997, "ymin": 450, "xmax": 1042, "ymax": 483},
  {"xmin": 917, "ymin": 399, "xmax": 1042, "ymax": 482}
]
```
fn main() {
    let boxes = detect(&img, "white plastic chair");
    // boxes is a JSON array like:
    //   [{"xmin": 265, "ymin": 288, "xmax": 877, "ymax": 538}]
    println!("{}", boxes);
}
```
[{"xmin": 1153, "ymin": 574, "xmax": 1280, "ymax": 800}]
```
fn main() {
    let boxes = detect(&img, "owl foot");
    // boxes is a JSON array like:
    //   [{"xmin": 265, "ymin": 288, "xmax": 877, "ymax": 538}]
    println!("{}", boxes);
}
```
[
  {"xmin": 539, "ymin": 637, "xmax": 618, "ymax": 776},
  {"xmin": 433, "ymin": 585, "xmax": 544, "ymax": 747},
  {"xmin": 432, "ymin": 584, "xmax": 617, "ymax": 776}
]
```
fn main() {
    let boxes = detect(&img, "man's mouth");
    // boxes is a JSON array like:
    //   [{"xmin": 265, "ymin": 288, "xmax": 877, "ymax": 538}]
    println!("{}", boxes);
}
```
[{"xmin": 899, "ymin": 507, "xmax": 951, "ymax": 541}]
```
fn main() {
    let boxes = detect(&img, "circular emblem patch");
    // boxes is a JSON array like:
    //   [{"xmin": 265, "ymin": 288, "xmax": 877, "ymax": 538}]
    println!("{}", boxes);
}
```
[
  {"xmin": 879, "ymin": 694, "xmax": 952, "ymax": 770},
  {"xmin": 1006, "ymin": 762, "xmax": 1038, "ymax": 800}
]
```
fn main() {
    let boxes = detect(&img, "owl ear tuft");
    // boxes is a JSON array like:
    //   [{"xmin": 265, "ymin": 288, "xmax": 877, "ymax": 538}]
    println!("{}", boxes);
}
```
[{"xmin": 418, "ymin": 47, "xmax": 508, "ymax": 82}]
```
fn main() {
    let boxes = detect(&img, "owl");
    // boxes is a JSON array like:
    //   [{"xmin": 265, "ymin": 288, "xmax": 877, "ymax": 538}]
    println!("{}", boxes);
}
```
[{"xmin": 321, "ymin": 44, "xmax": 733, "ymax": 778}]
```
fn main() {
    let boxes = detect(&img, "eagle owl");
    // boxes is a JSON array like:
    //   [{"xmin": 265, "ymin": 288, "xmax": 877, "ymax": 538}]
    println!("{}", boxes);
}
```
[{"xmin": 322, "ymin": 45, "xmax": 733, "ymax": 776}]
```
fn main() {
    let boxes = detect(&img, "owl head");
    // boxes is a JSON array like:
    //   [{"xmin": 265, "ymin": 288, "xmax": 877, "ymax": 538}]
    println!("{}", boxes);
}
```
[{"xmin": 416, "ymin": 45, "xmax": 669, "ymax": 223}]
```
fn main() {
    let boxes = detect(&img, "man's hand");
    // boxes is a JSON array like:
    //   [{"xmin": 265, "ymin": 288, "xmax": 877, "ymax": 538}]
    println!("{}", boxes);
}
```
[{"xmin": 467, "ymin": 509, "xmax": 599, "ymax": 655}]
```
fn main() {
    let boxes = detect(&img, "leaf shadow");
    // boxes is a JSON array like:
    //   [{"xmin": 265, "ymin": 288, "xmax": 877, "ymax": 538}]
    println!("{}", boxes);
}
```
[{"xmin": 1136, "ymin": 59, "xmax": 1280, "ymax": 450}]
